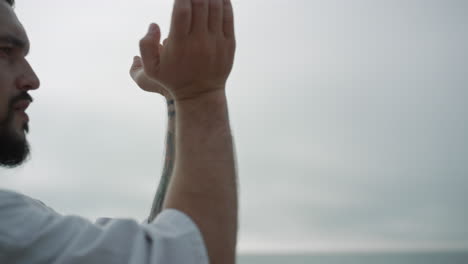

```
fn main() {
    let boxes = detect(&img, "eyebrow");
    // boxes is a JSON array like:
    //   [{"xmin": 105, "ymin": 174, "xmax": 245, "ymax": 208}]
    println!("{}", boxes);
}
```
[{"xmin": 0, "ymin": 34, "xmax": 30, "ymax": 55}]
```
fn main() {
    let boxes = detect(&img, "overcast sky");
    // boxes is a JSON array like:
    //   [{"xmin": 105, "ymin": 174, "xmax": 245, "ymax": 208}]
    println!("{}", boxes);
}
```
[{"xmin": 1, "ymin": 0, "xmax": 467, "ymax": 254}]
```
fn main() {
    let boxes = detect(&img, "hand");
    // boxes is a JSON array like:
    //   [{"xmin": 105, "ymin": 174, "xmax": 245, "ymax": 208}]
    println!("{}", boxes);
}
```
[
  {"xmin": 138, "ymin": 0, "xmax": 236, "ymax": 101},
  {"xmin": 130, "ymin": 39, "xmax": 173, "ymax": 99}
]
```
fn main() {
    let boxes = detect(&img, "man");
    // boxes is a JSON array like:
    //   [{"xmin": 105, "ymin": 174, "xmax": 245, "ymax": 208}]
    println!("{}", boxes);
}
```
[{"xmin": 0, "ymin": 0, "xmax": 238, "ymax": 263}]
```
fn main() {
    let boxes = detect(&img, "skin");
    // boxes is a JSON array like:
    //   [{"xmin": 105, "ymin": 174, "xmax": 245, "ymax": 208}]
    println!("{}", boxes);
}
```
[
  {"xmin": 137, "ymin": 0, "xmax": 238, "ymax": 264},
  {"xmin": 0, "ymin": 1, "xmax": 40, "ymax": 167},
  {"xmin": 130, "ymin": 52, "xmax": 177, "ymax": 221},
  {"xmin": 147, "ymin": 98, "xmax": 175, "ymax": 221},
  {"xmin": 138, "ymin": 0, "xmax": 236, "ymax": 101},
  {"xmin": 2, "ymin": 0, "xmax": 238, "ymax": 263}
]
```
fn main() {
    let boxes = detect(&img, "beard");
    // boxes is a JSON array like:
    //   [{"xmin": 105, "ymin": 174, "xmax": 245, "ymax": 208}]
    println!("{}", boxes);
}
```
[{"xmin": 0, "ymin": 106, "xmax": 31, "ymax": 168}]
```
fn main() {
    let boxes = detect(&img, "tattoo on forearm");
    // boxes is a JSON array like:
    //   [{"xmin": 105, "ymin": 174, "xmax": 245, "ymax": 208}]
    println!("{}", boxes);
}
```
[{"xmin": 148, "ymin": 106, "xmax": 176, "ymax": 222}]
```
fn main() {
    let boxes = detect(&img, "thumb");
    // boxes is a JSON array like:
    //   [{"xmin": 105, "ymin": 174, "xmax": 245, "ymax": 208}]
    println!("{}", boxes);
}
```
[
  {"xmin": 131, "ymin": 56, "xmax": 142, "ymax": 68},
  {"xmin": 129, "ymin": 56, "xmax": 143, "ymax": 79},
  {"xmin": 139, "ymin": 23, "xmax": 161, "ymax": 76}
]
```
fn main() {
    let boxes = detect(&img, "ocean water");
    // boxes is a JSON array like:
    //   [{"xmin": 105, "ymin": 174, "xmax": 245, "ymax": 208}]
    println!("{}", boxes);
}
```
[{"xmin": 237, "ymin": 251, "xmax": 468, "ymax": 264}]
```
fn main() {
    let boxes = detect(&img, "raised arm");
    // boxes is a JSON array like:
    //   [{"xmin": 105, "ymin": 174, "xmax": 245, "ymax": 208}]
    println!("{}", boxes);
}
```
[
  {"xmin": 129, "ymin": 43, "xmax": 177, "ymax": 223},
  {"xmin": 166, "ymin": 90, "xmax": 237, "ymax": 264},
  {"xmin": 148, "ymin": 98, "xmax": 176, "ymax": 222},
  {"xmin": 137, "ymin": 0, "xmax": 238, "ymax": 263}
]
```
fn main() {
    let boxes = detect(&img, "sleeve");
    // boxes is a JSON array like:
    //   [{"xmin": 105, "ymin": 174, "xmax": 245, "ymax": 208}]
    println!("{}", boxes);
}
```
[{"xmin": 0, "ymin": 191, "xmax": 209, "ymax": 264}]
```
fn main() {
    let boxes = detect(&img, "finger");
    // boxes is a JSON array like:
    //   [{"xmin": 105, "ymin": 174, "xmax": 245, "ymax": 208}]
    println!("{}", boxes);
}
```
[
  {"xmin": 163, "ymin": 38, "xmax": 168, "ymax": 46},
  {"xmin": 191, "ymin": 0, "xmax": 209, "ymax": 34},
  {"xmin": 158, "ymin": 43, "xmax": 163, "ymax": 54},
  {"xmin": 132, "ymin": 56, "xmax": 143, "ymax": 68},
  {"xmin": 222, "ymin": 0, "xmax": 235, "ymax": 39},
  {"xmin": 139, "ymin": 23, "xmax": 161, "ymax": 76},
  {"xmin": 129, "ymin": 56, "xmax": 142, "ymax": 78},
  {"xmin": 169, "ymin": 0, "xmax": 192, "ymax": 39},
  {"xmin": 208, "ymin": 0, "xmax": 223, "ymax": 34}
]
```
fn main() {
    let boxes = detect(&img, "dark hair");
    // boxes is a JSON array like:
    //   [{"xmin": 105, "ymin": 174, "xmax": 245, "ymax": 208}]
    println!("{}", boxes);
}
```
[{"xmin": 5, "ymin": 0, "xmax": 14, "ymax": 6}]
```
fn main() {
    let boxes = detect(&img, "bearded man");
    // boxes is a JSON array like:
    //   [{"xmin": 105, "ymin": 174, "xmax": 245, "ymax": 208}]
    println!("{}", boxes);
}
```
[{"xmin": 0, "ymin": 0, "xmax": 238, "ymax": 263}]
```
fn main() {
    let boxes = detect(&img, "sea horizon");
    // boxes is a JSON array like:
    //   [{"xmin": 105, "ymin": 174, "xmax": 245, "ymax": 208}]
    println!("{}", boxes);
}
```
[{"xmin": 237, "ymin": 249, "xmax": 468, "ymax": 264}]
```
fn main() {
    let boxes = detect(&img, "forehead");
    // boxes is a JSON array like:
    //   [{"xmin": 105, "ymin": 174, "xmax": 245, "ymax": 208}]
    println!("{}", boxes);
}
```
[{"xmin": 0, "ymin": 2, "xmax": 29, "ymax": 47}]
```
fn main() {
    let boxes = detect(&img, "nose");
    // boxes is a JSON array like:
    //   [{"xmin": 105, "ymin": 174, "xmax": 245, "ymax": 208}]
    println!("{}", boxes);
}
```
[{"xmin": 16, "ymin": 59, "xmax": 40, "ymax": 91}]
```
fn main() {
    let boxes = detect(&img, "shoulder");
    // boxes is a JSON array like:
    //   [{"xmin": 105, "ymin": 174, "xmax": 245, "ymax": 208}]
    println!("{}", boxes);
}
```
[
  {"xmin": 0, "ymin": 188, "xmax": 24, "ymax": 197},
  {"xmin": 0, "ymin": 188, "xmax": 55, "ymax": 213},
  {"xmin": 0, "ymin": 188, "xmax": 31, "ymax": 208},
  {"xmin": 0, "ymin": 189, "xmax": 58, "ymax": 246}
]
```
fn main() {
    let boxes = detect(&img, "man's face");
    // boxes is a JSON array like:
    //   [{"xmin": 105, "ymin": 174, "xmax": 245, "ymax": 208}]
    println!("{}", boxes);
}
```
[{"xmin": 0, "ymin": 1, "xmax": 40, "ymax": 168}]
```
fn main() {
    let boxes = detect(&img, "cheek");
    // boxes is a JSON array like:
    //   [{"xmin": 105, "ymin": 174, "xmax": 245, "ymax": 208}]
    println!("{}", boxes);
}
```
[
  {"xmin": 0, "ymin": 64, "xmax": 16, "ymax": 120},
  {"xmin": 0, "ymin": 89, "xmax": 10, "ymax": 121},
  {"xmin": 0, "ymin": 69, "xmax": 14, "ymax": 109}
]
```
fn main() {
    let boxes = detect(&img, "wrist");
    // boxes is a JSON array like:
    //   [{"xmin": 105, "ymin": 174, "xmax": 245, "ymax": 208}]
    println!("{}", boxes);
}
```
[
  {"xmin": 174, "ymin": 90, "xmax": 230, "ymax": 131},
  {"xmin": 175, "ymin": 90, "xmax": 227, "ymax": 109}
]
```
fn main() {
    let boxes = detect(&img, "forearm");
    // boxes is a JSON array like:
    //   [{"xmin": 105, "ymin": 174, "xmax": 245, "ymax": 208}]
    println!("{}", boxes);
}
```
[
  {"xmin": 163, "ymin": 90, "xmax": 238, "ymax": 264},
  {"xmin": 148, "ymin": 99, "xmax": 176, "ymax": 223}
]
